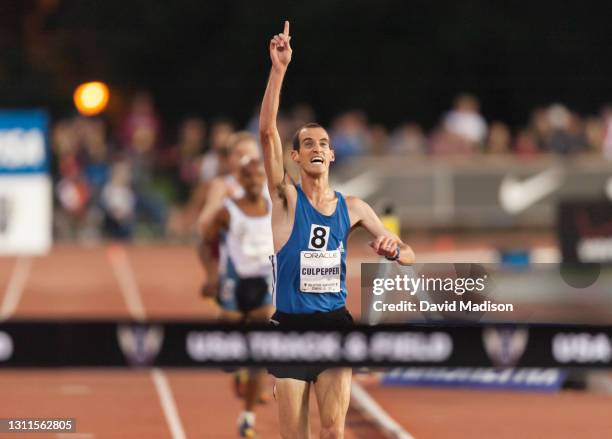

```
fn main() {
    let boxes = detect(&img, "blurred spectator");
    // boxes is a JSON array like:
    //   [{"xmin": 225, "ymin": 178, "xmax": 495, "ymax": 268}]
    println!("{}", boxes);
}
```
[
  {"xmin": 486, "ymin": 121, "xmax": 512, "ymax": 154},
  {"xmin": 514, "ymin": 129, "xmax": 540, "ymax": 158},
  {"xmin": 584, "ymin": 116, "xmax": 605, "ymax": 153},
  {"xmin": 200, "ymin": 119, "xmax": 234, "ymax": 182},
  {"xmin": 546, "ymin": 104, "xmax": 583, "ymax": 155},
  {"xmin": 368, "ymin": 124, "xmax": 389, "ymax": 156},
  {"xmin": 52, "ymin": 118, "xmax": 99, "ymax": 241},
  {"xmin": 431, "ymin": 93, "xmax": 487, "ymax": 155},
  {"xmin": 120, "ymin": 91, "xmax": 161, "ymax": 153},
  {"xmin": 101, "ymin": 160, "xmax": 136, "ymax": 240},
  {"xmin": 330, "ymin": 110, "xmax": 369, "ymax": 163},
  {"xmin": 529, "ymin": 107, "xmax": 551, "ymax": 151},
  {"xmin": 118, "ymin": 92, "xmax": 167, "ymax": 237},
  {"xmin": 51, "ymin": 118, "xmax": 79, "ymax": 180},
  {"xmin": 160, "ymin": 117, "xmax": 206, "ymax": 204},
  {"xmin": 79, "ymin": 117, "xmax": 111, "ymax": 196},
  {"xmin": 388, "ymin": 123, "xmax": 426, "ymax": 155},
  {"xmin": 181, "ymin": 119, "xmax": 236, "ymax": 236},
  {"xmin": 601, "ymin": 106, "xmax": 612, "ymax": 160},
  {"xmin": 444, "ymin": 94, "xmax": 487, "ymax": 143},
  {"xmin": 55, "ymin": 158, "xmax": 90, "ymax": 227}
]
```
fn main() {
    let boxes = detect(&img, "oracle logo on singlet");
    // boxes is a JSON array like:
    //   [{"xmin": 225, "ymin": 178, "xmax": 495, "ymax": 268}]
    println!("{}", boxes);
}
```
[{"xmin": 303, "ymin": 251, "xmax": 337, "ymax": 258}]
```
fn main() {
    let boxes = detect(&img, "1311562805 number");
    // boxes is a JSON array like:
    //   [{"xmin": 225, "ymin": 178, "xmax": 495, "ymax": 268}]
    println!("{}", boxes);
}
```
[{"xmin": 0, "ymin": 418, "xmax": 75, "ymax": 433}]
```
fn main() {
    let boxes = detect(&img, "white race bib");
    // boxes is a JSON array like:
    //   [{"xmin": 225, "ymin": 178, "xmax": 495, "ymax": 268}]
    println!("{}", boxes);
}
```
[{"xmin": 300, "ymin": 250, "xmax": 341, "ymax": 293}]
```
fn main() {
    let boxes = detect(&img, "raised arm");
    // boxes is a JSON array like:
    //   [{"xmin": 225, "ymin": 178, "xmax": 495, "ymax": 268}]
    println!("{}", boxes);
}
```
[
  {"xmin": 347, "ymin": 196, "xmax": 416, "ymax": 266},
  {"xmin": 259, "ymin": 21, "xmax": 292, "ymax": 200}
]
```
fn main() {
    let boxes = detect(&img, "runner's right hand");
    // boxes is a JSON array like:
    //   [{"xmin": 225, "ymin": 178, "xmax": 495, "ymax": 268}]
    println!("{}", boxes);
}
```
[
  {"xmin": 270, "ymin": 20, "xmax": 292, "ymax": 71},
  {"xmin": 201, "ymin": 280, "xmax": 218, "ymax": 298}
]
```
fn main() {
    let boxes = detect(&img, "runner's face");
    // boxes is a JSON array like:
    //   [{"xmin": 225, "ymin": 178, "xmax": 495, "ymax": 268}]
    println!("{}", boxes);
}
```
[
  {"xmin": 293, "ymin": 127, "xmax": 334, "ymax": 175},
  {"xmin": 240, "ymin": 163, "xmax": 265, "ymax": 198},
  {"xmin": 229, "ymin": 140, "xmax": 260, "ymax": 173}
]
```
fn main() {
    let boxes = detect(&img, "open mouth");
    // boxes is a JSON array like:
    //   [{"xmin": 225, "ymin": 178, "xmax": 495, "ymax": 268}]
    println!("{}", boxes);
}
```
[{"xmin": 310, "ymin": 157, "xmax": 324, "ymax": 164}]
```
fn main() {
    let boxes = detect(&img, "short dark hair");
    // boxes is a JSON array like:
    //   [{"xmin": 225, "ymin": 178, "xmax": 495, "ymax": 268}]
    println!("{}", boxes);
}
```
[{"xmin": 292, "ymin": 122, "xmax": 326, "ymax": 151}]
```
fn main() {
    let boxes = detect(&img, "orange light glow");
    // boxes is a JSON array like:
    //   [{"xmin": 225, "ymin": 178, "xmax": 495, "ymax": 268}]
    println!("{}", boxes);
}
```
[{"xmin": 73, "ymin": 81, "xmax": 110, "ymax": 116}]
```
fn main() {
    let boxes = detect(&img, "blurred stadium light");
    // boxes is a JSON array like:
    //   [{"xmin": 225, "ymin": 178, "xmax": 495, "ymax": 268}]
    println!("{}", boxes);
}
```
[{"xmin": 73, "ymin": 82, "xmax": 110, "ymax": 116}]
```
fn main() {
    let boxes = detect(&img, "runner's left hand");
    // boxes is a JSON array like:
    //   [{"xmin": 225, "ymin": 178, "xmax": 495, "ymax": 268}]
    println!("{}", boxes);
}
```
[{"xmin": 369, "ymin": 236, "xmax": 399, "ymax": 259}]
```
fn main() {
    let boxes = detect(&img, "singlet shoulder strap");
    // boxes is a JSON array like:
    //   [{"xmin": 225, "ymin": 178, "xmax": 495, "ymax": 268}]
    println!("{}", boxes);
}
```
[
  {"xmin": 334, "ymin": 190, "xmax": 345, "ymax": 204},
  {"xmin": 223, "ymin": 197, "xmax": 242, "ymax": 219},
  {"xmin": 294, "ymin": 184, "xmax": 305, "ymax": 207},
  {"xmin": 334, "ymin": 190, "xmax": 351, "ymax": 228}
]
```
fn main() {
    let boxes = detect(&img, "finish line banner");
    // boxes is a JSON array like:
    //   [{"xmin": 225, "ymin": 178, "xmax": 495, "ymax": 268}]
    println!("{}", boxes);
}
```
[
  {"xmin": 0, "ymin": 321, "xmax": 611, "ymax": 368},
  {"xmin": 0, "ymin": 110, "xmax": 51, "ymax": 255}
]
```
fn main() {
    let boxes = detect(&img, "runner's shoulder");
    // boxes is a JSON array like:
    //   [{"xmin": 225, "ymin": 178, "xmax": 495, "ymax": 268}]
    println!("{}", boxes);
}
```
[
  {"xmin": 344, "ymin": 195, "xmax": 369, "ymax": 211},
  {"xmin": 344, "ymin": 195, "xmax": 376, "ymax": 226}
]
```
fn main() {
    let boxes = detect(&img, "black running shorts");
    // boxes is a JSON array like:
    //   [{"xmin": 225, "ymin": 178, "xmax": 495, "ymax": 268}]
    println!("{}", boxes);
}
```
[{"xmin": 267, "ymin": 306, "xmax": 354, "ymax": 382}]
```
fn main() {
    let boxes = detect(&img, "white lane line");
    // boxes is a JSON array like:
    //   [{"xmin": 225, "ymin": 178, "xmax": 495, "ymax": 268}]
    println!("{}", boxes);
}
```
[
  {"xmin": 106, "ymin": 245, "xmax": 187, "ymax": 439},
  {"xmin": 151, "ymin": 368, "xmax": 187, "ymax": 439},
  {"xmin": 351, "ymin": 381, "xmax": 415, "ymax": 439},
  {"xmin": 0, "ymin": 257, "xmax": 32, "ymax": 320},
  {"xmin": 106, "ymin": 245, "xmax": 146, "ymax": 321}
]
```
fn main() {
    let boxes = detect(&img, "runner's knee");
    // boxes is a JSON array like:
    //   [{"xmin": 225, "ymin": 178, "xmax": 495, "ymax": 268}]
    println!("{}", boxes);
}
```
[
  {"xmin": 320, "ymin": 424, "xmax": 344, "ymax": 439},
  {"xmin": 280, "ymin": 423, "xmax": 308, "ymax": 439}
]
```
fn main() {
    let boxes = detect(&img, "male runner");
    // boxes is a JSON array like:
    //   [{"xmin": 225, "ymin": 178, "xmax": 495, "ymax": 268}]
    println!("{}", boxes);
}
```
[
  {"xmin": 196, "ymin": 131, "xmax": 270, "ymax": 422},
  {"xmin": 260, "ymin": 21, "xmax": 415, "ymax": 439},
  {"xmin": 197, "ymin": 131, "xmax": 261, "ymax": 300},
  {"xmin": 196, "ymin": 131, "xmax": 261, "ymax": 236},
  {"xmin": 201, "ymin": 158, "xmax": 274, "ymax": 437}
]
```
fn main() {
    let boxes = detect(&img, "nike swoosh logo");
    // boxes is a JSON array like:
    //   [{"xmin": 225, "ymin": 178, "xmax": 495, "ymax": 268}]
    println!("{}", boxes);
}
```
[{"xmin": 499, "ymin": 167, "xmax": 565, "ymax": 214}]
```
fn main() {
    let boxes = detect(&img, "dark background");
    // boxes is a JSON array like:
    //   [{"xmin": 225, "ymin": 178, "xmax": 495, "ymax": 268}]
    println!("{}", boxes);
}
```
[{"xmin": 1, "ymin": 0, "xmax": 610, "ymax": 129}]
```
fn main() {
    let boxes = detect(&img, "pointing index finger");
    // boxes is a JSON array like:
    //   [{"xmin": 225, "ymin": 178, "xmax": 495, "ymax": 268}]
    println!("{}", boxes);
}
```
[{"xmin": 283, "ymin": 20, "xmax": 290, "ymax": 36}]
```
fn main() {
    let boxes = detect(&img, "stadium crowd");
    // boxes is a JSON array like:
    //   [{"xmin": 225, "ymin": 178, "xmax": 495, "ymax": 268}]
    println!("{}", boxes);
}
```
[{"xmin": 51, "ymin": 92, "xmax": 612, "ymax": 241}]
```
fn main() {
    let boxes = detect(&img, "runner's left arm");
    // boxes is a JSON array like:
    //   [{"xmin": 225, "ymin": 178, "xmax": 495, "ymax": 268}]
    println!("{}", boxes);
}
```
[
  {"xmin": 347, "ymin": 196, "xmax": 415, "ymax": 265},
  {"xmin": 196, "ymin": 177, "xmax": 228, "ymax": 237},
  {"xmin": 200, "ymin": 207, "xmax": 230, "ymax": 297}
]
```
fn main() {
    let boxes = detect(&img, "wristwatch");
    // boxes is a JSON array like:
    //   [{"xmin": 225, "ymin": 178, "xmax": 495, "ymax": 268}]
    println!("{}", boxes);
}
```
[{"xmin": 385, "ymin": 244, "xmax": 400, "ymax": 261}]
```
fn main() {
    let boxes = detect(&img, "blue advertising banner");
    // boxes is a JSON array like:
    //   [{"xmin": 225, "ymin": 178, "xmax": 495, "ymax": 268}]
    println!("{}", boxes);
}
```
[
  {"xmin": 0, "ymin": 110, "xmax": 49, "ymax": 175},
  {"xmin": 0, "ymin": 110, "xmax": 51, "ymax": 254}
]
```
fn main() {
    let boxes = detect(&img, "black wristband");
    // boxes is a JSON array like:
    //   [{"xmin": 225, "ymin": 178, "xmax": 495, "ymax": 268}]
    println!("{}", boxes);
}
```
[{"xmin": 385, "ymin": 244, "xmax": 400, "ymax": 261}]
